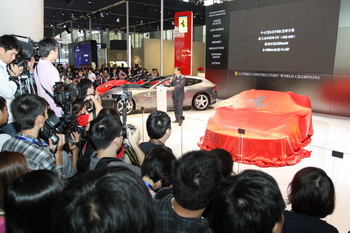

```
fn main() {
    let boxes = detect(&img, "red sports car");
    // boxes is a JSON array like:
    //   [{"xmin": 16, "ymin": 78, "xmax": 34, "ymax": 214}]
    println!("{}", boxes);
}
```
[
  {"xmin": 198, "ymin": 90, "xmax": 314, "ymax": 167},
  {"xmin": 96, "ymin": 75, "xmax": 164, "ymax": 95}
]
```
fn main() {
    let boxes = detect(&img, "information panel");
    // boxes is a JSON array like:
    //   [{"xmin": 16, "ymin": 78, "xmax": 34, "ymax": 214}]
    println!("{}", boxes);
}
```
[
  {"xmin": 228, "ymin": 0, "xmax": 340, "ymax": 73},
  {"xmin": 206, "ymin": 3, "xmax": 230, "ymax": 70}
]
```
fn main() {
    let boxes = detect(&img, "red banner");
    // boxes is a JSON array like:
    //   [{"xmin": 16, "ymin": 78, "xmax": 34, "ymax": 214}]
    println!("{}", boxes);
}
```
[{"xmin": 174, "ymin": 11, "xmax": 193, "ymax": 75}]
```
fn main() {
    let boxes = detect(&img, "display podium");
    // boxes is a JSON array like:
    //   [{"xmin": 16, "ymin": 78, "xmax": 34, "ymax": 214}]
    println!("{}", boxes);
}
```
[{"xmin": 157, "ymin": 86, "xmax": 168, "ymax": 112}]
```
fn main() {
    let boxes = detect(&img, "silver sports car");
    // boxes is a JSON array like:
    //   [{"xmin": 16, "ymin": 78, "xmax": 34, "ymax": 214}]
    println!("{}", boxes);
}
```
[{"xmin": 100, "ymin": 75, "xmax": 217, "ymax": 114}]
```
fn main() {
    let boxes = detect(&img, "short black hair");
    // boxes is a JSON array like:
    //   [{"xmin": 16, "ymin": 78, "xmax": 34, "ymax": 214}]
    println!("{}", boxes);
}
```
[
  {"xmin": 288, "ymin": 166, "xmax": 335, "ymax": 218},
  {"xmin": 4, "ymin": 170, "xmax": 63, "ymax": 233},
  {"xmin": 211, "ymin": 148, "xmax": 233, "ymax": 178},
  {"xmin": 141, "ymin": 146, "xmax": 177, "ymax": 187},
  {"xmin": 173, "ymin": 150, "xmax": 222, "ymax": 210},
  {"xmin": 146, "ymin": 110, "xmax": 171, "ymax": 139},
  {"xmin": 39, "ymin": 37, "xmax": 58, "ymax": 58},
  {"xmin": 51, "ymin": 166, "xmax": 155, "ymax": 233},
  {"xmin": 11, "ymin": 94, "xmax": 47, "ymax": 131},
  {"xmin": 0, "ymin": 96, "xmax": 6, "ymax": 112},
  {"xmin": 209, "ymin": 170, "xmax": 285, "ymax": 233},
  {"xmin": 97, "ymin": 107, "xmax": 120, "ymax": 119},
  {"xmin": 89, "ymin": 115, "xmax": 123, "ymax": 150},
  {"xmin": 0, "ymin": 34, "xmax": 21, "ymax": 52}
]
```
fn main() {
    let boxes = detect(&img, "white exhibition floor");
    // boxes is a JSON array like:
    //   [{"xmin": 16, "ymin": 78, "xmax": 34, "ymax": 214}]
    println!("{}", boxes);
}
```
[{"xmin": 126, "ymin": 101, "xmax": 350, "ymax": 233}]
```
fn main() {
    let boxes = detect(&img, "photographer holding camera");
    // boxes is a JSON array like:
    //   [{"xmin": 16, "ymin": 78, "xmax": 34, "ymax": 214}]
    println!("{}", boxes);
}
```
[
  {"xmin": 0, "ymin": 35, "xmax": 23, "ymax": 136},
  {"xmin": 75, "ymin": 78, "xmax": 103, "ymax": 128},
  {"xmin": 34, "ymin": 37, "xmax": 63, "ymax": 117},
  {"xmin": 2, "ymin": 94, "xmax": 69, "ymax": 182}
]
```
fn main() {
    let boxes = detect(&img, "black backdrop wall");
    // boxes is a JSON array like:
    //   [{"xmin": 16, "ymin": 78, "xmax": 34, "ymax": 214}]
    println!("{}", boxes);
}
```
[{"xmin": 205, "ymin": 0, "xmax": 350, "ymax": 117}]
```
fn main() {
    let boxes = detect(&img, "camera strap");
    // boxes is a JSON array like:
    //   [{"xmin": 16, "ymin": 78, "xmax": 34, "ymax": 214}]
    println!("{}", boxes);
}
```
[{"xmin": 35, "ymin": 66, "xmax": 55, "ymax": 100}]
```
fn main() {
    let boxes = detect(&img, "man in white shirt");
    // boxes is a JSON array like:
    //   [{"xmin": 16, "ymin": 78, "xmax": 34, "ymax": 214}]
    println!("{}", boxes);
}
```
[
  {"xmin": 87, "ymin": 68, "xmax": 96, "ymax": 82},
  {"xmin": 0, "ymin": 35, "xmax": 23, "ymax": 136},
  {"xmin": 34, "ymin": 37, "xmax": 63, "ymax": 117}
]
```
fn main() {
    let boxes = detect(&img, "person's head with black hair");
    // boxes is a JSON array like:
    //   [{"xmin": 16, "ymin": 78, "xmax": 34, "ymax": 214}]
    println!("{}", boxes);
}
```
[
  {"xmin": 141, "ymin": 146, "xmax": 177, "ymax": 191},
  {"xmin": 97, "ymin": 107, "xmax": 120, "ymax": 119},
  {"xmin": 211, "ymin": 148, "xmax": 234, "ymax": 178},
  {"xmin": 173, "ymin": 150, "xmax": 222, "ymax": 211},
  {"xmin": 38, "ymin": 37, "xmax": 58, "ymax": 60},
  {"xmin": 89, "ymin": 114, "xmax": 123, "ymax": 150},
  {"xmin": 209, "ymin": 169, "xmax": 285, "ymax": 233},
  {"xmin": 72, "ymin": 98, "xmax": 86, "ymax": 116},
  {"xmin": 10, "ymin": 94, "xmax": 48, "ymax": 131},
  {"xmin": 0, "ymin": 35, "xmax": 22, "ymax": 64},
  {"xmin": 4, "ymin": 169, "xmax": 63, "ymax": 233},
  {"xmin": 288, "ymin": 166, "xmax": 335, "ymax": 218},
  {"xmin": 146, "ymin": 110, "xmax": 171, "ymax": 141},
  {"xmin": 77, "ymin": 78, "xmax": 94, "ymax": 99},
  {"xmin": 0, "ymin": 151, "xmax": 29, "ymax": 210},
  {"xmin": 52, "ymin": 166, "xmax": 155, "ymax": 233},
  {"xmin": 0, "ymin": 96, "xmax": 9, "ymax": 126}
]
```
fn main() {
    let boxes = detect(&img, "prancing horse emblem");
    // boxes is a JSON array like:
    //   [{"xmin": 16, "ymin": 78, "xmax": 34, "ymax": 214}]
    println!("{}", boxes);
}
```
[{"xmin": 251, "ymin": 95, "xmax": 267, "ymax": 108}]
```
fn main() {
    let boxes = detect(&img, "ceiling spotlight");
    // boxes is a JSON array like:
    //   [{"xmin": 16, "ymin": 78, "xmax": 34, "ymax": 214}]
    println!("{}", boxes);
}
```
[
  {"xmin": 116, "ymin": 17, "xmax": 121, "ymax": 23},
  {"xmin": 140, "ymin": 20, "xmax": 143, "ymax": 23},
  {"xmin": 71, "ymin": 13, "xmax": 75, "ymax": 18},
  {"xmin": 61, "ymin": 12, "xmax": 65, "ymax": 16},
  {"xmin": 63, "ymin": 24, "xmax": 67, "ymax": 28},
  {"xmin": 172, "ymin": 21, "xmax": 174, "ymax": 25},
  {"xmin": 87, "ymin": 1, "xmax": 92, "ymax": 6},
  {"xmin": 99, "ymin": 12, "xmax": 104, "ymax": 18},
  {"xmin": 52, "ymin": 10, "xmax": 56, "ymax": 18},
  {"xmin": 195, "ymin": 0, "xmax": 200, "ymax": 6},
  {"xmin": 106, "ymin": 27, "xmax": 109, "ymax": 31}
]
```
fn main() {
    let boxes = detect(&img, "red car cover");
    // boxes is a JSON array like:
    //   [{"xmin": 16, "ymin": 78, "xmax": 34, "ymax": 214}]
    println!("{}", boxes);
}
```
[{"xmin": 198, "ymin": 90, "xmax": 314, "ymax": 167}]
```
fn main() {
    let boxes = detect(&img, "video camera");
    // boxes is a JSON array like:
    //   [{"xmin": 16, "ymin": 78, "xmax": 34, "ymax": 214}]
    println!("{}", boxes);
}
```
[
  {"xmin": 12, "ymin": 35, "xmax": 40, "ymax": 68},
  {"xmin": 53, "ymin": 82, "xmax": 80, "ymax": 115},
  {"xmin": 39, "ymin": 82, "xmax": 84, "ymax": 145}
]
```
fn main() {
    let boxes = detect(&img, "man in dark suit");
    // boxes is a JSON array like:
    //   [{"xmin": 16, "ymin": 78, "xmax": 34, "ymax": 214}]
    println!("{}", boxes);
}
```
[{"xmin": 169, "ymin": 67, "xmax": 186, "ymax": 126}]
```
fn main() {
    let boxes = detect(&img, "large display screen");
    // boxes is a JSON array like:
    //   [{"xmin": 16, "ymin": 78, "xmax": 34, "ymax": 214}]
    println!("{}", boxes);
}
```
[
  {"xmin": 74, "ymin": 44, "xmax": 90, "ymax": 67},
  {"xmin": 228, "ymin": 0, "xmax": 339, "ymax": 74}
]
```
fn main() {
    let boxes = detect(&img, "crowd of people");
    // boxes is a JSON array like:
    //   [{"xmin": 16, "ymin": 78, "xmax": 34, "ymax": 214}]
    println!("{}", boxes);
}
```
[
  {"xmin": 56, "ymin": 61, "xmax": 158, "ymax": 87},
  {"xmin": 0, "ymin": 34, "xmax": 340, "ymax": 233}
]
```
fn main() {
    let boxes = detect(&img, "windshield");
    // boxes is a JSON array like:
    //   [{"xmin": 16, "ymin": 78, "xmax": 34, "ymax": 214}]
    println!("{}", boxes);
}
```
[{"xmin": 140, "ymin": 76, "xmax": 171, "ymax": 89}]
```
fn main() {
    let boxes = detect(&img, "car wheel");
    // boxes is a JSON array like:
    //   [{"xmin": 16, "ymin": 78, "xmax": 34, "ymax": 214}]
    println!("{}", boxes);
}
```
[
  {"xmin": 192, "ymin": 93, "xmax": 209, "ymax": 110},
  {"xmin": 116, "ymin": 98, "xmax": 134, "ymax": 115}
]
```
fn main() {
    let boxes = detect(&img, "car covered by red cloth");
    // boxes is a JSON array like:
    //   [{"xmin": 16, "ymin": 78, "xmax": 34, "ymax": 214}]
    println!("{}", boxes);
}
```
[{"xmin": 198, "ymin": 90, "xmax": 314, "ymax": 167}]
